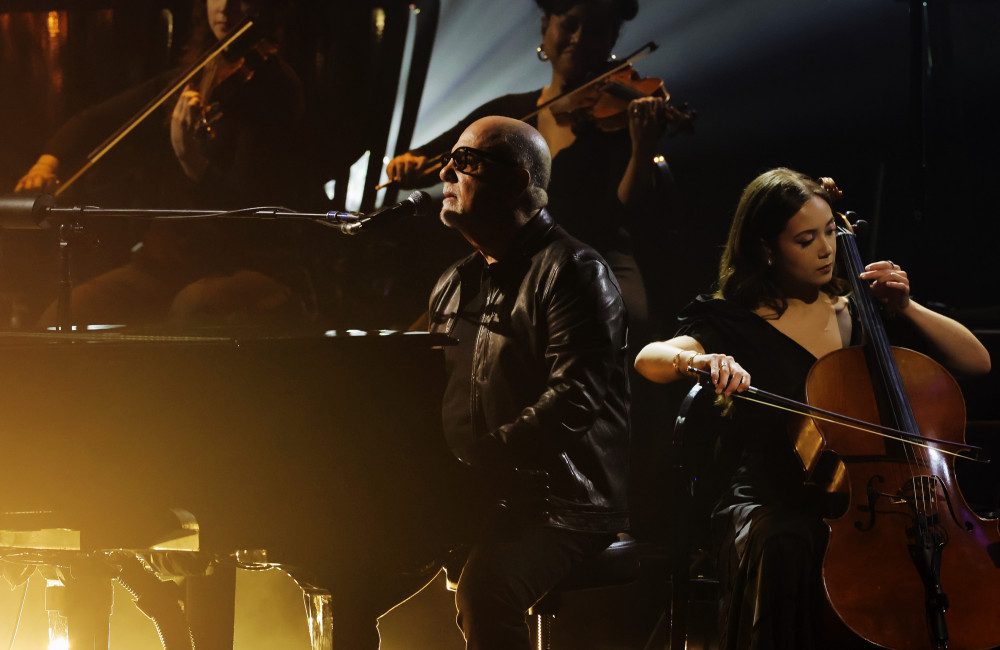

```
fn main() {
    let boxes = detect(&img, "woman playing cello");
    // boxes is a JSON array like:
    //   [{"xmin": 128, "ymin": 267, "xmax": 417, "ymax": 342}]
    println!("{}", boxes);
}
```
[{"xmin": 634, "ymin": 168, "xmax": 990, "ymax": 649}]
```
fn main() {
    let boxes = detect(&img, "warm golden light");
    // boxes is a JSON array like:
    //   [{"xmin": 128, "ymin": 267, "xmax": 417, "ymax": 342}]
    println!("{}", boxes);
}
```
[
  {"xmin": 47, "ymin": 608, "xmax": 69, "ymax": 650},
  {"xmin": 46, "ymin": 11, "xmax": 60, "ymax": 39}
]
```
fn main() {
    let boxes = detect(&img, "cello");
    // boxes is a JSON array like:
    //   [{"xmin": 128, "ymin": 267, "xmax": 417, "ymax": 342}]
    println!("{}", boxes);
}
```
[{"xmin": 785, "ymin": 185, "xmax": 1000, "ymax": 649}]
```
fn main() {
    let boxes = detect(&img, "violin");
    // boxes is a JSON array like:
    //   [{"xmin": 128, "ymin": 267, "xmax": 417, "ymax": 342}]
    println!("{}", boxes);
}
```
[
  {"xmin": 760, "ymin": 179, "xmax": 1000, "ymax": 649},
  {"xmin": 195, "ymin": 37, "xmax": 278, "ymax": 141},
  {"xmin": 546, "ymin": 65, "xmax": 695, "ymax": 135},
  {"xmin": 54, "ymin": 17, "xmax": 262, "ymax": 197}
]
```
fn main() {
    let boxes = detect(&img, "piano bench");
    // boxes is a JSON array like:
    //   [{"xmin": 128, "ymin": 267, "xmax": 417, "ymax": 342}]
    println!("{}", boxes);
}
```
[{"xmin": 527, "ymin": 532, "xmax": 639, "ymax": 650}]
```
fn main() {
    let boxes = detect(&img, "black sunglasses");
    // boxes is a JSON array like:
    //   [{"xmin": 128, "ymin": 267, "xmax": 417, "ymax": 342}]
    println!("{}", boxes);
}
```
[{"xmin": 441, "ymin": 146, "xmax": 519, "ymax": 175}]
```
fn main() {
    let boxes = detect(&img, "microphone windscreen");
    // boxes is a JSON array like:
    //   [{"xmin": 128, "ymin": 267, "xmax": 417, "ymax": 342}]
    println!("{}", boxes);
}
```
[
  {"xmin": 0, "ymin": 193, "xmax": 56, "ymax": 229},
  {"xmin": 407, "ymin": 190, "xmax": 433, "ymax": 217}
]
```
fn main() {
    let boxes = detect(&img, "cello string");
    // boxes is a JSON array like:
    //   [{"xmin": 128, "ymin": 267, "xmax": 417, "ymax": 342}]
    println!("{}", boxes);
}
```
[{"xmin": 837, "ymin": 219, "xmax": 934, "ymax": 524}]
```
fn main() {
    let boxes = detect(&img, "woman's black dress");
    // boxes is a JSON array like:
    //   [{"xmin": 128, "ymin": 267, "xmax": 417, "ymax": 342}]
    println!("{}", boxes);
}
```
[{"xmin": 675, "ymin": 295, "xmax": 863, "ymax": 650}]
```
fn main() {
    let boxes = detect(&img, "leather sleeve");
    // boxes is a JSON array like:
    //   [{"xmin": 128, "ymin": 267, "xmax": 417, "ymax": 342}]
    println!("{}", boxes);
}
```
[{"xmin": 491, "ymin": 253, "xmax": 627, "ymax": 456}]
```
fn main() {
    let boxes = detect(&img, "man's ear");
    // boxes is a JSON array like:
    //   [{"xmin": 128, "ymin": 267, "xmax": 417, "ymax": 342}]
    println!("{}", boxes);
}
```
[
  {"xmin": 508, "ymin": 167, "xmax": 532, "ymax": 205},
  {"xmin": 541, "ymin": 15, "xmax": 549, "ymax": 37}
]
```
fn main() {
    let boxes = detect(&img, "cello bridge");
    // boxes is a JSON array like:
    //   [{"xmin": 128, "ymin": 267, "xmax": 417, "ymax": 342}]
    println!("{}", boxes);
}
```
[{"xmin": 897, "ymin": 475, "xmax": 941, "ymax": 508}]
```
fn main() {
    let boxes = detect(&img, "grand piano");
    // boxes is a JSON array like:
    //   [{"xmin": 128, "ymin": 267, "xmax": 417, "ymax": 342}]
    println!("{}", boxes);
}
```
[{"xmin": 0, "ymin": 1, "xmax": 464, "ymax": 642}]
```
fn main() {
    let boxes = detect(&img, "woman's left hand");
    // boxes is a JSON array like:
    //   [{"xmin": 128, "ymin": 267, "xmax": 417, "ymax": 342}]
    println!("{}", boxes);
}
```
[
  {"xmin": 860, "ymin": 260, "xmax": 910, "ymax": 314},
  {"xmin": 171, "ymin": 86, "xmax": 210, "ymax": 182}
]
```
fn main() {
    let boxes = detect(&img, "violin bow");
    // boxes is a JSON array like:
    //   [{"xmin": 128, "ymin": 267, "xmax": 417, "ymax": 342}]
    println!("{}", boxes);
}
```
[
  {"xmin": 686, "ymin": 367, "xmax": 987, "ymax": 462},
  {"xmin": 56, "ymin": 17, "xmax": 259, "ymax": 197}
]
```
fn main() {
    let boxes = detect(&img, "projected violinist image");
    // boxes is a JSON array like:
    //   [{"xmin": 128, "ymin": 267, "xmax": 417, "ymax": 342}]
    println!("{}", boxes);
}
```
[
  {"xmin": 0, "ymin": 0, "xmax": 997, "ymax": 649},
  {"xmin": 8, "ymin": 0, "xmax": 315, "ymax": 330},
  {"xmin": 13, "ymin": 0, "xmax": 306, "ymax": 207}
]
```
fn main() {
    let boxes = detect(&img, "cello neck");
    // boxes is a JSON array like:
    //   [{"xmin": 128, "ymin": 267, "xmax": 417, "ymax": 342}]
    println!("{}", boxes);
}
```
[{"xmin": 835, "ymin": 213, "xmax": 919, "ymax": 433}]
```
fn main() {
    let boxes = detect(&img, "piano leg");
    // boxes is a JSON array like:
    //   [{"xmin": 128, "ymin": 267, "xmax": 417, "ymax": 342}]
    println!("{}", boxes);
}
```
[
  {"xmin": 331, "ymin": 608, "xmax": 382, "ymax": 649},
  {"xmin": 152, "ymin": 550, "xmax": 335, "ymax": 649},
  {"xmin": 232, "ymin": 562, "xmax": 334, "ymax": 649},
  {"xmin": 326, "ymin": 565, "xmax": 446, "ymax": 650},
  {"xmin": 303, "ymin": 580, "xmax": 333, "ymax": 650},
  {"xmin": 113, "ymin": 552, "xmax": 193, "ymax": 649},
  {"xmin": 42, "ymin": 565, "xmax": 114, "ymax": 650},
  {"xmin": 185, "ymin": 562, "xmax": 237, "ymax": 650}
]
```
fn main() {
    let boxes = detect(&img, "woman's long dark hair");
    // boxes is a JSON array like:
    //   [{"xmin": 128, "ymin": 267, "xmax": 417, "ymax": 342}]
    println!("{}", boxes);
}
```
[
  {"xmin": 716, "ymin": 168, "xmax": 849, "ymax": 316},
  {"xmin": 178, "ymin": 1, "xmax": 214, "ymax": 70}
]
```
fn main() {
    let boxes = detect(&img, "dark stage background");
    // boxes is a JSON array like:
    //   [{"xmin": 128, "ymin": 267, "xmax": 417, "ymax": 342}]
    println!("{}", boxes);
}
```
[{"xmin": 1, "ymin": 0, "xmax": 997, "ymax": 326}]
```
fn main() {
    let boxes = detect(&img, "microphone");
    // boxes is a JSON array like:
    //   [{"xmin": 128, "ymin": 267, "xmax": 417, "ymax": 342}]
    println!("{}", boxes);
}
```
[
  {"xmin": 341, "ymin": 191, "xmax": 432, "ymax": 235},
  {"xmin": 0, "ymin": 191, "xmax": 432, "ymax": 233},
  {"xmin": 0, "ymin": 193, "xmax": 57, "ymax": 229}
]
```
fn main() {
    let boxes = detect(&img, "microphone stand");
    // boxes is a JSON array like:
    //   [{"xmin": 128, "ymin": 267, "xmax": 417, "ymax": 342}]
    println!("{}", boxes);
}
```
[{"xmin": 0, "ymin": 194, "xmax": 367, "ymax": 333}]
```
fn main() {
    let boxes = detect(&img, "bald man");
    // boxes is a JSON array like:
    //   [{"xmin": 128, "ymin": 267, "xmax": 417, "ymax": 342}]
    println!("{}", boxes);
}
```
[{"xmin": 427, "ymin": 116, "xmax": 630, "ymax": 649}]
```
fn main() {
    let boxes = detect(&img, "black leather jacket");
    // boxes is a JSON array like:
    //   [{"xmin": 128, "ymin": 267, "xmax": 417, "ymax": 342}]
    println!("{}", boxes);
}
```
[{"xmin": 429, "ymin": 210, "xmax": 630, "ymax": 533}]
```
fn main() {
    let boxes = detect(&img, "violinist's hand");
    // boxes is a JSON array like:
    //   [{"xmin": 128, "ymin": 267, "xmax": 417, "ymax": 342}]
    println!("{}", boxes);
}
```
[
  {"xmin": 171, "ymin": 86, "xmax": 209, "ymax": 182},
  {"xmin": 385, "ymin": 152, "xmax": 439, "ymax": 189},
  {"xmin": 688, "ymin": 352, "xmax": 751, "ymax": 395},
  {"xmin": 860, "ymin": 260, "xmax": 910, "ymax": 315},
  {"xmin": 14, "ymin": 154, "xmax": 61, "ymax": 193},
  {"xmin": 626, "ymin": 96, "xmax": 670, "ymax": 156}
]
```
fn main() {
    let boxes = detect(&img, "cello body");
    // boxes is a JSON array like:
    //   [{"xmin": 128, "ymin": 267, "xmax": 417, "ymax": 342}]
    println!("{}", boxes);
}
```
[
  {"xmin": 799, "ymin": 345, "xmax": 1000, "ymax": 649},
  {"xmin": 786, "ymin": 198, "xmax": 1000, "ymax": 649}
]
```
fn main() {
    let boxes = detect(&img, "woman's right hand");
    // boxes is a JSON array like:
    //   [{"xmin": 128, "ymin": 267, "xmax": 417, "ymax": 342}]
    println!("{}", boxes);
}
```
[
  {"xmin": 385, "ymin": 152, "xmax": 438, "ymax": 189},
  {"xmin": 14, "ymin": 154, "xmax": 60, "ymax": 193},
  {"xmin": 687, "ymin": 352, "xmax": 751, "ymax": 395}
]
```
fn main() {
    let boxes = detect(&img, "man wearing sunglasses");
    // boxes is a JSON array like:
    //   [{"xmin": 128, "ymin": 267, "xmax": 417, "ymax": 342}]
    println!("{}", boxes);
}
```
[{"xmin": 427, "ymin": 115, "xmax": 630, "ymax": 650}]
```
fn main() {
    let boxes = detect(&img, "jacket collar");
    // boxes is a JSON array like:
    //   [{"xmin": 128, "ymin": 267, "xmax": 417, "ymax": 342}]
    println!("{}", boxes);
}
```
[
  {"xmin": 454, "ymin": 208, "xmax": 558, "ymax": 280},
  {"xmin": 505, "ymin": 208, "xmax": 557, "ymax": 260}
]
